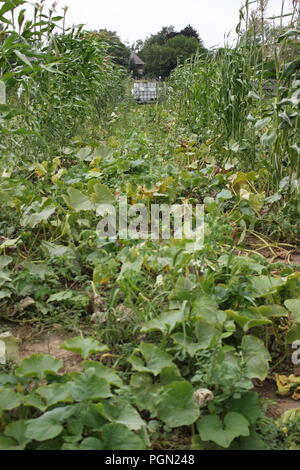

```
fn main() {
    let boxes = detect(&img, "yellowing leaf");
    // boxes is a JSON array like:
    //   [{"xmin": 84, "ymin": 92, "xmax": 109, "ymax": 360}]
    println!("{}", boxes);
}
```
[
  {"xmin": 51, "ymin": 168, "xmax": 66, "ymax": 184},
  {"xmin": 240, "ymin": 188, "xmax": 251, "ymax": 201},
  {"xmin": 275, "ymin": 374, "xmax": 300, "ymax": 397},
  {"xmin": 35, "ymin": 162, "xmax": 48, "ymax": 177},
  {"xmin": 90, "ymin": 156, "xmax": 101, "ymax": 167},
  {"xmin": 249, "ymin": 193, "xmax": 265, "ymax": 213},
  {"xmin": 52, "ymin": 157, "xmax": 61, "ymax": 169}
]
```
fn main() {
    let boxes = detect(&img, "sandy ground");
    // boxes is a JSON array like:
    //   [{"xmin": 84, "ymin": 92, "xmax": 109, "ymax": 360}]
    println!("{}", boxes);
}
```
[{"xmin": 11, "ymin": 327, "xmax": 83, "ymax": 373}]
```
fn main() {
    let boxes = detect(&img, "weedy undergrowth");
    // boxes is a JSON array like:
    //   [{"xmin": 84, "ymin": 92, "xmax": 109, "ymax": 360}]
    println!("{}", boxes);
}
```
[{"xmin": 1, "ymin": 0, "xmax": 300, "ymax": 451}]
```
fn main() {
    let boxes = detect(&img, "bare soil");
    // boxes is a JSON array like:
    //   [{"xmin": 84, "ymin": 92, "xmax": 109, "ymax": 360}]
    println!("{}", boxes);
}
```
[
  {"xmin": 256, "ymin": 379, "xmax": 300, "ymax": 419},
  {"xmin": 11, "ymin": 326, "xmax": 82, "ymax": 373}
]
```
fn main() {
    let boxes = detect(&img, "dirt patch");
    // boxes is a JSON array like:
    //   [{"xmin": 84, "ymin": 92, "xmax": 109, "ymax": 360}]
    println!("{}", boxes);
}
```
[
  {"xmin": 288, "ymin": 253, "xmax": 300, "ymax": 265},
  {"xmin": 257, "ymin": 379, "xmax": 300, "ymax": 419},
  {"xmin": 241, "ymin": 234, "xmax": 300, "ymax": 264},
  {"xmin": 11, "ymin": 327, "xmax": 82, "ymax": 373}
]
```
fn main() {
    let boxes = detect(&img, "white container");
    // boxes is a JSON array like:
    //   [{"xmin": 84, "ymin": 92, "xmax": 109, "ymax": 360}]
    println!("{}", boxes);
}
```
[{"xmin": 132, "ymin": 81, "xmax": 158, "ymax": 103}]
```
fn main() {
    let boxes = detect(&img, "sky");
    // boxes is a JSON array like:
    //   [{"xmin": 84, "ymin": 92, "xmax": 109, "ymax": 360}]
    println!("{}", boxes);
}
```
[{"xmin": 61, "ymin": 0, "xmax": 292, "ymax": 48}]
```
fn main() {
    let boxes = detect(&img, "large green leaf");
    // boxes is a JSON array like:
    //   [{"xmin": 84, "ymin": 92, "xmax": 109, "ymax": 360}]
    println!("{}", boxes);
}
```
[
  {"xmin": 160, "ymin": 365, "xmax": 183, "ymax": 385},
  {"xmin": 0, "ymin": 436, "xmax": 24, "ymax": 450},
  {"xmin": 128, "ymin": 343, "xmax": 174, "ymax": 376},
  {"xmin": 41, "ymin": 242, "xmax": 75, "ymax": 259},
  {"xmin": 158, "ymin": 381, "xmax": 200, "ymax": 427},
  {"xmin": 195, "ymin": 320, "xmax": 220, "ymax": 346},
  {"xmin": 171, "ymin": 333, "xmax": 209, "ymax": 357},
  {"xmin": 250, "ymin": 276, "xmax": 287, "ymax": 298},
  {"xmin": 226, "ymin": 309, "xmax": 272, "ymax": 332},
  {"xmin": 4, "ymin": 420, "xmax": 29, "ymax": 448},
  {"xmin": 77, "ymin": 403, "xmax": 107, "ymax": 431},
  {"xmin": 0, "ymin": 289, "xmax": 11, "ymax": 300},
  {"xmin": 0, "ymin": 387, "xmax": 21, "ymax": 410},
  {"xmin": 0, "ymin": 256, "xmax": 13, "ymax": 269},
  {"xmin": 231, "ymin": 432, "xmax": 269, "ymax": 450},
  {"xmin": 64, "ymin": 188, "xmax": 93, "ymax": 212},
  {"xmin": 80, "ymin": 424, "xmax": 146, "ymax": 450},
  {"xmin": 70, "ymin": 368, "xmax": 112, "ymax": 401},
  {"xmin": 0, "ymin": 1, "xmax": 27, "ymax": 18},
  {"xmin": 96, "ymin": 398, "xmax": 144, "ymax": 430},
  {"xmin": 141, "ymin": 309, "xmax": 184, "ymax": 334},
  {"xmin": 82, "ymin": 361, "xmax": 123, "ymax": 388},
  {"xmin": 80, "ymin": 437, "xmax": 104, "ymax": 450},
  {"xmin": 15, "ymin": 355, "xmax": 63, "ymax": 380},
  {"xmin": 248, "ymin": 193, "xmax": 265, "ymax": 214},
  {"xmin": 210, "ymin": 349, "xmax": 253, "ymax": 393},
  {"xmin": 89, "ymin": 183, "xmax": 115, "ymax": 214},
  {"xmin": 101, "ymin": 423, "xmax": 146, "ymax": 450},
  {"xmin": 14, "ymin": 49, "xmax": 33, "ymax": 68},
  {"xmin": 22, "ymin": 393, "xmax": 47, "ymax": 412},
  {"xmin": 0, "ymin": 269, "xmax": 11, "ymax": 286},
  {"xmin": 25, "ymin": 420, "xmax": 63, "ymax": 442},
  {"xmin": 197, "ymin": 412, "xmax": 249, "ymax": 448},
  {"xmin": 226, "ymin": 392, "xmax": 263, "ymax": 424},
  {"xmin": 192, "ymin": 296, "xmax": 226, "ymax": 326},
  {"xmin": 242, "ymin": 336, "xmax": 271, "ymax": 381},
  {"xmin": 47, "ymin": 290, "xmax": 75, "ymax": 303},
  {"xmin": 216, "ymin": 189, "xmax": 233, "ymax": 201},
  {"xmin": 21, "ymin": 204, "xmax": 56, "ymax": 228},
  {"xmin": 286, "ymin": 325, "xmax": 300, "ymax": 344},
  {"xmin": 25, "ymin": 406, "xmax": 78, "ymax": 442},
  {"xmin": 248, "ymin": 305, "xmax": 288, "ymax": 319},
  {"xmin": 129, "ymin": 373, "xmax": 162, "ymax": 412},
  {"xmin": 254, "ymin": 117, "xmax": 272, "ymax": 130},
  {"xmin": 61, "ymin": 336, "xmax": 108, "ymax": 359},
  {"xmin": 285, "ymin": 299, "xmax": 300, "ymax": 323},
  {"xmin": 36, "ymin": 383, "xmax": 73, "ymax": 407}
]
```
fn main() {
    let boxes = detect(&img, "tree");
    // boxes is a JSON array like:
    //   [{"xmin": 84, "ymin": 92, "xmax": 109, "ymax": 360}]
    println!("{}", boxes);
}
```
[
  {"xmin": 139, "ymin": 25, "xmax": 207, "ymax": 78},
  {"xmin": 179, "ymin": 25, "xmax": 200, "ymax": 40},
  {"xmin": 98, "ymin": 30, "xmax": 131, "ymax": 68},
  {"xmin": 167, "ymin": 35, "xmax": 201, "ymax": 59},
  {"xmin": 145, "ymin": 26, "xmax": 176, "ymax": 46},
  {"xmin": 141, "ymin": 44, "xmax": 177, "ymax": 78},
  {"xmin": 131, "ymin": 39, "xmax": 144, "ymax": 54}
]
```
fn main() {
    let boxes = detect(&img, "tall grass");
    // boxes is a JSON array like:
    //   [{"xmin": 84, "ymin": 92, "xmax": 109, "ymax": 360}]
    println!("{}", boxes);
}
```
[
  {"xmin": 0, "ymin": 0, "xmax": 128, "ymax": 165},
  {"xmin": 168, "ymin": 0, "xmax": 300, "ymax": 191}
]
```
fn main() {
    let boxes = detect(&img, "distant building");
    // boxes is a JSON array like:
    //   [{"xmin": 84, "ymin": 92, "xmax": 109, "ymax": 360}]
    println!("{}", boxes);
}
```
[{"xmin": 130, "ymin": 52, "xmax": 145, "ymax": 77}]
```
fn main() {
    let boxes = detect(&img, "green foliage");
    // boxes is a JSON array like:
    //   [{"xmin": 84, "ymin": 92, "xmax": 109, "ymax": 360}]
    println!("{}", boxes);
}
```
[
  {"xmin": 0, "ymin": 340, "xmax": 148, "ymax": 450},
  {"xmin": 98, "ymin": 29, "xmax": 131, "ymax": 68},
  {"xmin": 168, "ymin": 2, "xmax": 300, "ymax": 195},
  {"xmin": 1, "ymin": 0, "xmax": 300, "ymax": 452},
  {"xmin": 197, "ymin": 412, "xmax": 250, "ymax": 448},
  {"xmin": 138, "ymin": 25, "xmax": 207, "ymax": 78},
  {"xmin": 0, "ymin": 0, "xmax": 128, "ymax": 161}
]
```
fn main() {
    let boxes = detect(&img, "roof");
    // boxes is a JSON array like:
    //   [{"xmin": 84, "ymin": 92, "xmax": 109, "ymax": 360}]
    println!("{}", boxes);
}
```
[{"xmin": 130, "ymin": 52, "xmax": 145, "ymax": 66}]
